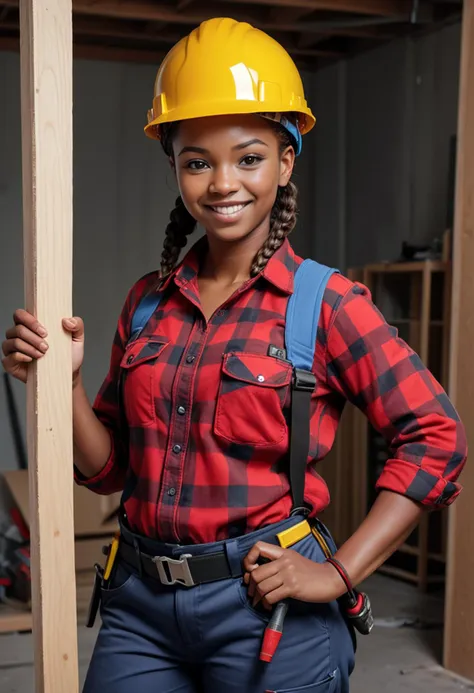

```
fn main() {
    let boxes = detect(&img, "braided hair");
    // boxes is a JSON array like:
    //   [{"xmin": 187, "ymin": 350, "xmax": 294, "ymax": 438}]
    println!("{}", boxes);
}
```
[{"xmin": 158, "ymin": 119, "xmax": 298, "ymax": 279}]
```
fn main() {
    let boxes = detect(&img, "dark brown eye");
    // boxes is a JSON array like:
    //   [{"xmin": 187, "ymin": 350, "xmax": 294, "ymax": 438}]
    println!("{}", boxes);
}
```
[
  {"xmin": 187, "ymin": 160, "xmax": 209, "ymax": 170},
  {"xmin": 240, "ymin": 155, "xmax": 263, "ymax": 166}
]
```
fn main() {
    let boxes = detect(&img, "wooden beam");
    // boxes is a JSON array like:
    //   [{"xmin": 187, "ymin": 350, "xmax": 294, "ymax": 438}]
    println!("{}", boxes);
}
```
[
  {"xmin": 444, "ymin": 0, "xmax": 474, "ymax": 681},
  {"xmin": 19, "ymin": 1, "xmax": 78, "ymax": 692},
  {"xmin": 269, "ymin": 7, "xmax": 315, "ymax": 23},
  {"xmin": 0, "ymin": 36, "xmax": 323, "ymax": 68},
  {"xmin": 177, "ymin": 0, "xmax": 195, "ymax": 9},
  {"xmin": 2, "ymin": 16, "xmax": 344, "ymax": 59},
  {"xmin": 218, "ymin": 0, "xmax": 415, "ymax": 18},
  {"xmin": 1, "ymin": 1, "xmax": 434, "ymax": 33}
]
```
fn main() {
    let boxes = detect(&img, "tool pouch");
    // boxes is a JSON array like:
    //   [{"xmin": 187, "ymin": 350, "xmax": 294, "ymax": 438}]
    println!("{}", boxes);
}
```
[{"xmin": 86, "ymin": 563, "xmax": 104, "ymax": 629}]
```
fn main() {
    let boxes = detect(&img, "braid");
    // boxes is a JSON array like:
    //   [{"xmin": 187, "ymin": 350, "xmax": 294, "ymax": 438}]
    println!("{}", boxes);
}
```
[
  {"xmin": 250, "ymin": 180, "xmax": 298, "ymax": 277},
  {"xmin": 160, "ymin": 196, "xmax": 197, "ymax": 278}
]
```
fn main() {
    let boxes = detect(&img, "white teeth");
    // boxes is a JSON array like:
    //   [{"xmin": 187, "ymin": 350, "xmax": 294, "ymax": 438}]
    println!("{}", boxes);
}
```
[{"xmin": 211, "ymin": 204, "xmax": 246, "ymax": 216}]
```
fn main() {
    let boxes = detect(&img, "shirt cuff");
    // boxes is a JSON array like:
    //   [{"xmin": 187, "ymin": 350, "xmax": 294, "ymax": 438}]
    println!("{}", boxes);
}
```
[
  {"xmin": 376, "ymin": 458, "xmax": 462, "ymax": 509},
  {"xmin": 73, "ymin": 432, "xmax": 117, "ymax": 490}
]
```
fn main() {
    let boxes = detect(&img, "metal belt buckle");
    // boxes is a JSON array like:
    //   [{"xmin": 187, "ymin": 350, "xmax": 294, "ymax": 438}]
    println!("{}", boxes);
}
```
[{"xmin": 152, "ymin": 554, "xmax": 195, "ymax": 587}]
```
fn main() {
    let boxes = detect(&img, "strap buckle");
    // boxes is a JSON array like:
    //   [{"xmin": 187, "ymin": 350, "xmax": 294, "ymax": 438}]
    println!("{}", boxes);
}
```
[
  {"xmin": 293, "ymin": 368, "xmax": 316, "ymax": 392},
  {"xmin": 152, "ymin": 554, "xmax": 195, "ymax": 587}
]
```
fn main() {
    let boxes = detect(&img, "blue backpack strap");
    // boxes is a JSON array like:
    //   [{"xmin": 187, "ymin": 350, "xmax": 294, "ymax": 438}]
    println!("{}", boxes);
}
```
[
  {"xmin": 129, "ymin": 292, "xmax": 163, "ymax": 343},
  {"xmin": 285, "ymin": 259, "xmax": 339, "ymax": 514},
  {"xmin": 285, "ymin": 259, "xmax": 339, "ymax": 371}
]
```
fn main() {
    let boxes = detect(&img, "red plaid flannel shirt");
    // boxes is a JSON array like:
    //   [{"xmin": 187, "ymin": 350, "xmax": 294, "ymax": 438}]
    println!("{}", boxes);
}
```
[{"xmin": 75, "ymin": 239, "xmax": 467, "ymax": 543}]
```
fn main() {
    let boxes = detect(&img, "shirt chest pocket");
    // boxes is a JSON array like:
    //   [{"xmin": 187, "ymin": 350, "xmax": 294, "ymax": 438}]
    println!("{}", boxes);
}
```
[
  {"xmin": 120, "ymin": 338, "xmax": 169, "ymax": 426},
  {"xmin": 214, "ymin": 352, "xmax": 292, "ymax": 447}
]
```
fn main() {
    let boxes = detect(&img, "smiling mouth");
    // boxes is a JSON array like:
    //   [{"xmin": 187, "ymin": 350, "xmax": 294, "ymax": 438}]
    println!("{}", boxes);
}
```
[{"xmin": 205, "ymin": 202, "xmax": 251, "ymax": 217}]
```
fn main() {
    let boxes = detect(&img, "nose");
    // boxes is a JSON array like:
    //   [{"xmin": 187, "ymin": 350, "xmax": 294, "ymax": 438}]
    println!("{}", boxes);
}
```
[{"xmin": 208, "ymin": 164, "xmax": 240, "ymax": 197}]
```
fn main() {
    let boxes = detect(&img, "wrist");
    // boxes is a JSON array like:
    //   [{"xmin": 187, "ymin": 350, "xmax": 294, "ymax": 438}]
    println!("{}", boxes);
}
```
[
  {"xmin": 324, "ymin": 559, "xmax": 351, "ymax": 600},
  {"xmin": 72, "ymin": 369, "xmax": 83, "ymax": 390}
]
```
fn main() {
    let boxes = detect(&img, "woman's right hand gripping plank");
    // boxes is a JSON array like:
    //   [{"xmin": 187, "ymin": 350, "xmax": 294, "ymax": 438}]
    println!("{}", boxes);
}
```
[
  {"xmin": 1, "ymin": 309, "xmax": 85, "ymax": 383},
  {"xmin": 1, "ymin": 309, "xmax": 116, "ymax": 483}
]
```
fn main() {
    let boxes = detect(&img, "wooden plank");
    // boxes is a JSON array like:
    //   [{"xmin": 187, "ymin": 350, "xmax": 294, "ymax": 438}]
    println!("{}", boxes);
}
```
[
  {"xmin": 0, "ymin": 606, "xmax": 33, "ymax": 634},
  {"xmin": 0, "ymin": 36, "xmax": 319, "ymax": 68},
  {"xmin": 444, "ymin": 0, "xmax": 474, "ymax": 681},
  {"xmin": 363, "ymin": 260, "xmax": 448, "ymax": 273},
  {"xmin": 377, "ymin": 565, "xmax": 419, "ymax": 583},
  {"xmin": 0, "ymin": 1, "xmax": 433, "ymax": 33},
  {"xmin": 215, "ymin": 0, "xmax": 418, "ymax": 18},
  {"xmin": 19, "ymin": 1, "xmax": 78, "ymax": 692}
]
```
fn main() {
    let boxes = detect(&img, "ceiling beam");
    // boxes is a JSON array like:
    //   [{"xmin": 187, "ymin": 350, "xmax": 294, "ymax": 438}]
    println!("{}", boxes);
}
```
[
  {"xmin": 176, "ymin": 0, "xmax": 196, "ymax": 9},
  {"xmin": 218, "ymin": 0, "xmax": 419, "ymax": 18},
  {"xmin": 0, "ymin": 16, "xmax": 344, "ymax": 59},
  {"xmin": 0, "ymin": 1, "xmax": 435, "ymax": 33},
  {"xmin": 269, "ymin": 8, "xmax": 316, "ymax": 23},
  {"xmin": 0, "ymin": 34, "xmax": 320, "ymax": 69}
]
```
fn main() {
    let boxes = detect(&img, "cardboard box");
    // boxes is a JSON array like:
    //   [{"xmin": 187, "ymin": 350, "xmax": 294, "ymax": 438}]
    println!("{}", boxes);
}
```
[{"xmin": 1, "ymin": 470, "xmax": 121, "ymax": 571}]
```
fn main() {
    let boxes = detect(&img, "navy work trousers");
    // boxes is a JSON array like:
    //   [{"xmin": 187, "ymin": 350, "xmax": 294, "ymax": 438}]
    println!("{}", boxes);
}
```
[{"xmin": 83, "ymin": 516, "xmax": 355, "ymax": 693}]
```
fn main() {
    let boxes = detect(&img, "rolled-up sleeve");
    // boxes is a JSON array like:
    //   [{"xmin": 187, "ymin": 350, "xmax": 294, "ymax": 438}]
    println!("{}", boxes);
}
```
[{"xmin": 325, "ymin": 282, "xmax": 467, "ymax": 509}]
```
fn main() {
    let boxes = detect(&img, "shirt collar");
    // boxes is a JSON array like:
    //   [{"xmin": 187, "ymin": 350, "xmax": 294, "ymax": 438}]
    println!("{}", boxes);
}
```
[{"xmin": 158, "ymin": 236, "xmax": 296, "ymax": 295}]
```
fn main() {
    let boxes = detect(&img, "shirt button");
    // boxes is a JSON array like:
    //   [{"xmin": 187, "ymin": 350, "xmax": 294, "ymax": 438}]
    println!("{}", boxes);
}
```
[
  {"xmin": 177, "ymin": 406, "xmax": 186, "ymax": 416},
  {"xmin": 127, "ymin": 355, "xmax": 134, "ymax": 364},
  {"xmin": 186, "ymin": 355, "xmax": 195, "ymax": 364},
  {"xmin": 257, "ymin": 375, "xmax": 265, "ymax": 383},
  {"xmin": 173, "ymin": 444, "xmax": 182, "ymax": 454},
  {"xmin": 168, "ymin": 488, "xmax": 176, "ymax": 497}
]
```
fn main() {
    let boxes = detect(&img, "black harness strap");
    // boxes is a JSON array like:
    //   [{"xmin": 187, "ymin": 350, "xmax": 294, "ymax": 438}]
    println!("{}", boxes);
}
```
[{"xmin": 289, "ymin": 368, "xmax": 317, "ymax": 514}]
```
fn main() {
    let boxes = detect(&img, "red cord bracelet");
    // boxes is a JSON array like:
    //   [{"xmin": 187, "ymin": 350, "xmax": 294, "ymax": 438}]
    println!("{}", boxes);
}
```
[{"xmin": 326, "ymin": 557, "xmax": 354, "ymax": 595}]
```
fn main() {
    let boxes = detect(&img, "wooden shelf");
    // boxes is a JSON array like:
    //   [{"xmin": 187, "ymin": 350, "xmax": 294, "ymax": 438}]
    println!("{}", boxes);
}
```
[
  {"xmin": 397, "ymin": 542, "xmax": 446, "ymax": 563},
  {"xmin": 388, "ymin": 318, "xmax": 444, "ymax": 327},
  {"xmin": 364, "ymin": 261, "xmax": 448, "ymax": 274},
  {"xmin": 0, "ymin": 570, "xmax": 95, "ymax": 635},
  {"xmin": 339, "ymin": 259, "xmax": 453, "ymax": 591},
  {"xmin": 0, "ymin": 605, "xmax": 32, "ymax": 633},
  {"xmin": 378, "ymin": 565, "xmax": 419, "ymax": 583}
]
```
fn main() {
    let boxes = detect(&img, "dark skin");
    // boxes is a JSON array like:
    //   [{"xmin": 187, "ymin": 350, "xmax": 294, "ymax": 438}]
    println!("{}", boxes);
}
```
[
  {"xmin": 2, "ymin": 114, "xmax": 425, "ymax": 605},
  {"xmin": 170, "ymin": 115, "xmax": 294, "ymax": 322}
]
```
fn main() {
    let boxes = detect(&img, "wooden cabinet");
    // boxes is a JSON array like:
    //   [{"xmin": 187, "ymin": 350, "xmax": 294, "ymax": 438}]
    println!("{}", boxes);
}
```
[{"xmin": 318, "ymin": 260, "xmax": 452, "ymax": 590}]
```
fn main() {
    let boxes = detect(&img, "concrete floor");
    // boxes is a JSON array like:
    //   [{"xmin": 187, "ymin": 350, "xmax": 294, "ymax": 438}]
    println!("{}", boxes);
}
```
[{"xmin": 0, "ymin": 574, "xmax": 473, "ymax": 692}]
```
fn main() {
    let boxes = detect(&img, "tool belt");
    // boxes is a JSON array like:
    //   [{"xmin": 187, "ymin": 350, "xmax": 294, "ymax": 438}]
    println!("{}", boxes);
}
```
[{"xmin": 118, "ymin": 518, "xmax": 314, "ymax": 588}]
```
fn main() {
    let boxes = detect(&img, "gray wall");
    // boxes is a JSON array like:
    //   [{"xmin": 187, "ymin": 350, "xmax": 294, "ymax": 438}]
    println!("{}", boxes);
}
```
[{"xmin": 311, "ymin": 21, "xmax": 461, "ymax": 270}]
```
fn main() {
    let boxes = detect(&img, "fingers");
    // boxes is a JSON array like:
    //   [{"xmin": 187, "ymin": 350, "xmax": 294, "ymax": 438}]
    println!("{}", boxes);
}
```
[
  {"xmin": 2, "ymin": 335, "xmax": 48, "ymax": 360},
  {"xmin": 246, "ymin": 560, "xmax": 280, "ymax": 598},
  {"xmin": 243, "ymin": 541, "xmax": 285, "ymax": 573},
  {"xmin": 13, "ymin": 309, "xmax": 47, "ymax": 338},
  {"xmin": 260, "ymin": 585, "xmax": 288, "ymax": 607},
  {"xmin": 250, "ymin": 574, "xmax": 284, "ymax": 607},
  {"xmin": 62, "ymin": 317, "xmax": 85, "ymax": 340}
]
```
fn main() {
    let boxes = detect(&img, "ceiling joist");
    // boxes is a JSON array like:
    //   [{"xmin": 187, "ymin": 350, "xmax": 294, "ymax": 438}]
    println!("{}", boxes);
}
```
[{"xmin": 0, "ymin": 0, "xmax": 460, "ymax": 71}]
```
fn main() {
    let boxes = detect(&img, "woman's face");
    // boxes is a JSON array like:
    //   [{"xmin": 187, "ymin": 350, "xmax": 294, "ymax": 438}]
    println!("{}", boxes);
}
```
[{"xmin": 171, "ymin": 114, "xmax": 295, "ymax": 245}]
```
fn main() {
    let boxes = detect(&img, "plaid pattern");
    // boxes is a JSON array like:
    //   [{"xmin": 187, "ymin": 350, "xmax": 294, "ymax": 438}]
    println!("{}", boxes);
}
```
[{"xmin": 75, "ymin": 240, "xmax": 467, "ymax": 543}]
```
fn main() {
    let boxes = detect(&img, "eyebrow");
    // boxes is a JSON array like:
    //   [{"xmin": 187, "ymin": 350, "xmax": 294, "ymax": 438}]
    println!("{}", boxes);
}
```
[{"xmin": 178, "ymin": 138, "xmax": 268, "ymax": 157}]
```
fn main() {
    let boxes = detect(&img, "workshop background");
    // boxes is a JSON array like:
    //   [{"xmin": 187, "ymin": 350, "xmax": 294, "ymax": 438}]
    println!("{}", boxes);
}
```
[{"xmin": 0, "ymin": 1, "xmax": 472, "ymax": 691}]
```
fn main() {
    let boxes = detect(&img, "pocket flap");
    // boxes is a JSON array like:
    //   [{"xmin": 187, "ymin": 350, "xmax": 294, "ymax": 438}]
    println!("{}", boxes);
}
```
[
  {"xmin": 120, "ymin": 338, "xmax": 169, "ymax": 369},
  {"xmin": 222, "ymin": 352, "xmax": 292, "ymax": 388}
]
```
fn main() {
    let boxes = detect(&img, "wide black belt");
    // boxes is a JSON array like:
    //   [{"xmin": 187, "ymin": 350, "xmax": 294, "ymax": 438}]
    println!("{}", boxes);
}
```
[
  {"xmin": 119, "ymin": 542, "xmax": 236, "ymax": 587},
  {"xmin": 118, "ymin": 518, "xmax": 313, "ymax": 588}
]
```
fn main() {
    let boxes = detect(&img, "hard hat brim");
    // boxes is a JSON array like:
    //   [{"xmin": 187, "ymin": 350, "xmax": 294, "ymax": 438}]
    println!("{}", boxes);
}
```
[{"xmin": 144, "ymin": 100, "xmax": 316, "ymax": 141}]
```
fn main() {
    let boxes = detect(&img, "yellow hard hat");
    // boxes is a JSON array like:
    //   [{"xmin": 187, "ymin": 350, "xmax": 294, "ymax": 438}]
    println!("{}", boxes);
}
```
[{"xmin": 145, "ymin": 17, "xmax": 315, "ymax": 149}]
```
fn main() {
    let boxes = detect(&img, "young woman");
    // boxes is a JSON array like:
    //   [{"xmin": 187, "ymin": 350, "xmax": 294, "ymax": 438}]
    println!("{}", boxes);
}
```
[{"xmin": 2, "ymin": 17, "xmax": 466, "ymax": 693}]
